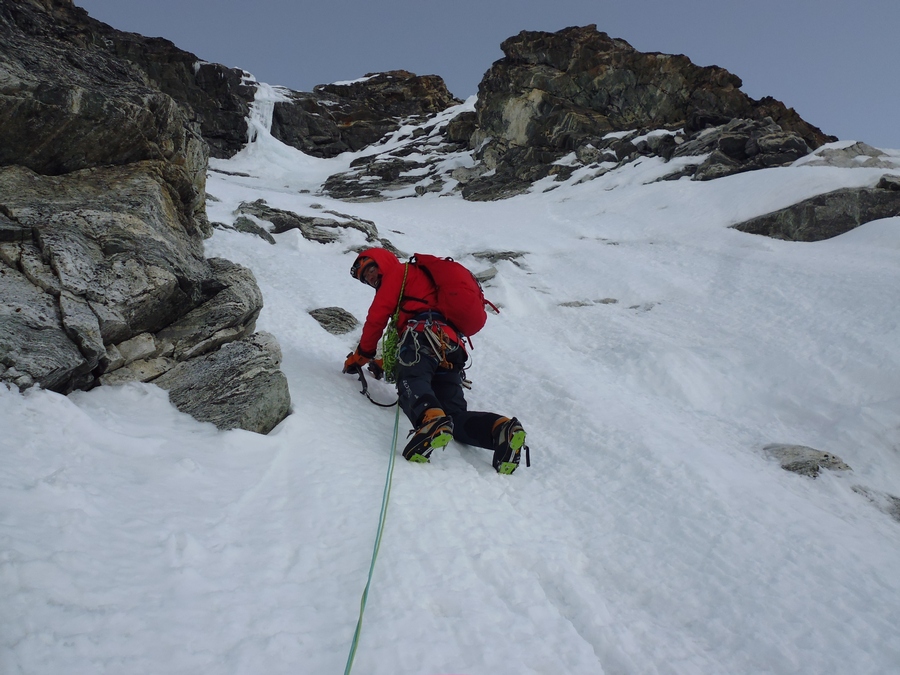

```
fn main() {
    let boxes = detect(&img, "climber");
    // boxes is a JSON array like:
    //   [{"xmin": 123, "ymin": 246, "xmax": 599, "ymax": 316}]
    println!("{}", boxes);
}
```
[{"xmin": 343, "ymin": 247, "xmax": 527, "ymax": 474}]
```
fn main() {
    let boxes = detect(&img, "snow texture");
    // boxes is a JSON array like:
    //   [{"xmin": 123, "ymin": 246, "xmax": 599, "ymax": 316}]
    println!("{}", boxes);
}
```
[{"xmin": 2, "ymin": 99, "xmax": 900, "ymax": 675}]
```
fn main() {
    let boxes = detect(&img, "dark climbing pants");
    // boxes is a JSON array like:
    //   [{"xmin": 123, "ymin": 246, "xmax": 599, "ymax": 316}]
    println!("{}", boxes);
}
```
[{"xmin": 395, "ymin": 328, "xmax": 501, "ymax": 450}]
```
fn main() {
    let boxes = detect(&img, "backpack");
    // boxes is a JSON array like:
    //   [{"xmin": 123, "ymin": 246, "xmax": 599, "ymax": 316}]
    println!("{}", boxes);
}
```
[{"xmin": 412, "ymin": 253, "xmax": 496, "ymax": 336}]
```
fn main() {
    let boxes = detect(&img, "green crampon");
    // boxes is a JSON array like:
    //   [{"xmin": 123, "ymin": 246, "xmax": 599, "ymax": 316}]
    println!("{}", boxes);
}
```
[{"xmin": 496, "ymin": 429, "xmax": 527, "ymax": 474}]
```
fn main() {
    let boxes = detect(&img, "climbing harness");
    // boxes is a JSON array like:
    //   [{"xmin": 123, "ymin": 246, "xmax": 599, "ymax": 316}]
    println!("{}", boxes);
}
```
[
  {"xmin": 343, "ymin": 390, "xmax": 402, "ymax": 675},
  {"xmin": 397, "ymin": 312, "xmax": 466, "ymax": 373}
]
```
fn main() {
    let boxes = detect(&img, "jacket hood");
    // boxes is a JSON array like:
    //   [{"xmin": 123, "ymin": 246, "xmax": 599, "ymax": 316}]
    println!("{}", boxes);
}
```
[{"xmin": 356, "ymin": 247, "xmax": 402, "ymax": 274}]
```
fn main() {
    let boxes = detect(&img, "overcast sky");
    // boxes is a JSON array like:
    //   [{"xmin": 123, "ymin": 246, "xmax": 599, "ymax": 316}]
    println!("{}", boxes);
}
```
[{"xmin": 74, "ymin": 0, "xmax": 899, "ymax": 149}]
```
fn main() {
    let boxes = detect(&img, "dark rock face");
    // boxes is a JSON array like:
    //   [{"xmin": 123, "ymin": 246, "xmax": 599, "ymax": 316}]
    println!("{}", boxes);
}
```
[
  {"xmin": 0, "ymin": 0, "xmax": 207, "ymax": 213},
  {"xmin": 0, "ymin": 0, "xmax": 256, "ymax": 162},
  {"xmin": 271, "ymin": 70, "xmax": 462, "ymax": 158},
  {"xmin": 270, "ymin": 91, "xmax": 349, "ymax": 157},
  {"xmin": 732, "ymin": 176, "xmax": 900, "ymax": 241},
  {"xmin": 106, "ymin": 34, "xmax": 257, "ymax": 159},
  {"xmin": 458, "ymin": 25, "xmax": 835, "ymax": 200}
]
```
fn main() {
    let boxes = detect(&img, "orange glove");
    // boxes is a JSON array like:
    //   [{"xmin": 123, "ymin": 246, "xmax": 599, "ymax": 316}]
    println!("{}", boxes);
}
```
[{"xmin": 343, "ymin": 349, "xmax": 369, "ymax": 373}]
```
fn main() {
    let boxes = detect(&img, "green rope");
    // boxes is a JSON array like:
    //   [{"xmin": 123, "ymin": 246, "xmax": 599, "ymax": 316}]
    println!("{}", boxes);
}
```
[
  {"xmin": 381, "ymin": 263, "xmax": 409, "ymax": 384},
  {"xmin": 343, "ymin": 402, "xmax": 402, "ymax": 675}
]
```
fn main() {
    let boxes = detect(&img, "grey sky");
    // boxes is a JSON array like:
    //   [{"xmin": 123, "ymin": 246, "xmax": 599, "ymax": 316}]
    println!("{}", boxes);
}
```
[{"xmin": 75, "ymin": 0, "xmax": 899, "ymax": 149}]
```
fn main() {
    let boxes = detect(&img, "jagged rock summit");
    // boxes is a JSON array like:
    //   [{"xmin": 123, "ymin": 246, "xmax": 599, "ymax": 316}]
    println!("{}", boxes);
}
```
[
  {"xmin": 476, "ymin": 25, "xmax": 831, "ymax": 151},
  {"xmin": 459, "ymin": 25, "xmax": 836, "ymax": 199},
  {"xmin": 271, "ymin": 70, "xmax": 461, "ymax": 157}
]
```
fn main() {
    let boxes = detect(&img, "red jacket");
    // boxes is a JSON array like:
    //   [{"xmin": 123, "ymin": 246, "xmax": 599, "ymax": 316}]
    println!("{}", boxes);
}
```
[{"xmin": 356, "ymin": 247, "xmax": 460, "ymax": 357}]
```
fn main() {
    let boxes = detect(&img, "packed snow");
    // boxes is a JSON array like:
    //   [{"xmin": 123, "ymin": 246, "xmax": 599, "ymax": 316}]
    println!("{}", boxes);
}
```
[{"xmin": 2, "ymin": 98, "xmax": 900, "ymax": 675}]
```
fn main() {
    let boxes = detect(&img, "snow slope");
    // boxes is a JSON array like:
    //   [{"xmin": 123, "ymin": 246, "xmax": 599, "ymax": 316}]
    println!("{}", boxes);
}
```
[{"xmin": 2, "ymin": 101, "xmax": 900, "ymax": 675}]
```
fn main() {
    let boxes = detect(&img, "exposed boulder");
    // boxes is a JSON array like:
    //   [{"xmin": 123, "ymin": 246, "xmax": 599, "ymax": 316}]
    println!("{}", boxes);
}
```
[
  {"xmin": 309, "ymin": 307, "xmax": 359, "ymax": 336},
  {"xmin": 153, "ymin": 331, "xmax": 291, "ymax": 434},
  {"xmin": 731, "ymin": 175, "xmax": 900, "ymax": 241},
  {"xmin": 226, "ymin": 216, "xmax": 277, "ymax": 245},
  {"xmin": 271, "ymin": 70, "xmax": 462, "ymax": 157},
  {"xmin": 764, "ymin": 444, "xmax": 851, "ymax": 478},
  {"xmin": 797, "ymin": 141, "xmax": 900, "ymax": 170},
  {"xmin": 232, "ymin": 199, "xmax": 403, "ymax": 253}
]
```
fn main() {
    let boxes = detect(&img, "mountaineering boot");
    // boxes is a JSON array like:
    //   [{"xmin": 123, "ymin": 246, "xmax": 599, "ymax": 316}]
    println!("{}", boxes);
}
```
[
  {"xmin": 492, "ymin": 417, "xmax": 526, "ymax": 474},
  {"xmin": 403, "ymin": 408, "xmax": 454, "ymax": 463}
]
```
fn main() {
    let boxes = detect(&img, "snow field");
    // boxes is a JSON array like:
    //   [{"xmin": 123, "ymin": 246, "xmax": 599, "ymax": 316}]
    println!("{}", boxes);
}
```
[{"xmin": 3, "ymin": 115, "xmax": 900, "ymax": 674}]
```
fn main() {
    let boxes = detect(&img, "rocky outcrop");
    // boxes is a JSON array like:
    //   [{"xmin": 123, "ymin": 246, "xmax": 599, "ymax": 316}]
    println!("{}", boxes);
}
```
[
  {"xmin": 271, "ymin": 70, "xmax": 462, "ymax": 158},
  {"xmin": 672, "ymin": 118, "xmax": 812, "ymax": 181},
  {"xmin": 475, "ymin": 25, "xmax": 831, "ymax": 152},
  {"xmin": 0, "ymin": 164, "xmax": 268, "ymax": 393},
  {"xmin": 732, "ymin": 174, "xmax": 900, "ymax": 241},
  {"xmin": 317, "ymin": 105, "xmax": 474, "ymax": 201},
  {"xmin": 0, "ymin": 0, "xmax": 207, "ymax": 219},
  {"xmin": 455, "ymin": 25, "xmax": 835, "ymax": 200},
  {"xmin": 0, "ymin": 0, "xmax": 291, "ymax": 432},
  {"xmin": 229, "ymin": 199, "xmax": 403, "ymax": 254},
  {"xmin": 0, "ymin": 0, "xmax": 256, "ymax": 160}
]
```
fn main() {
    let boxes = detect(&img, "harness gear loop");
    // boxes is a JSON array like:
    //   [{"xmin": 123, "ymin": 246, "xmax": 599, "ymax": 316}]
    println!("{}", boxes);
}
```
[{"xmin": 420, "ymin": 319, "xmax": 458, "ymax": 369}]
